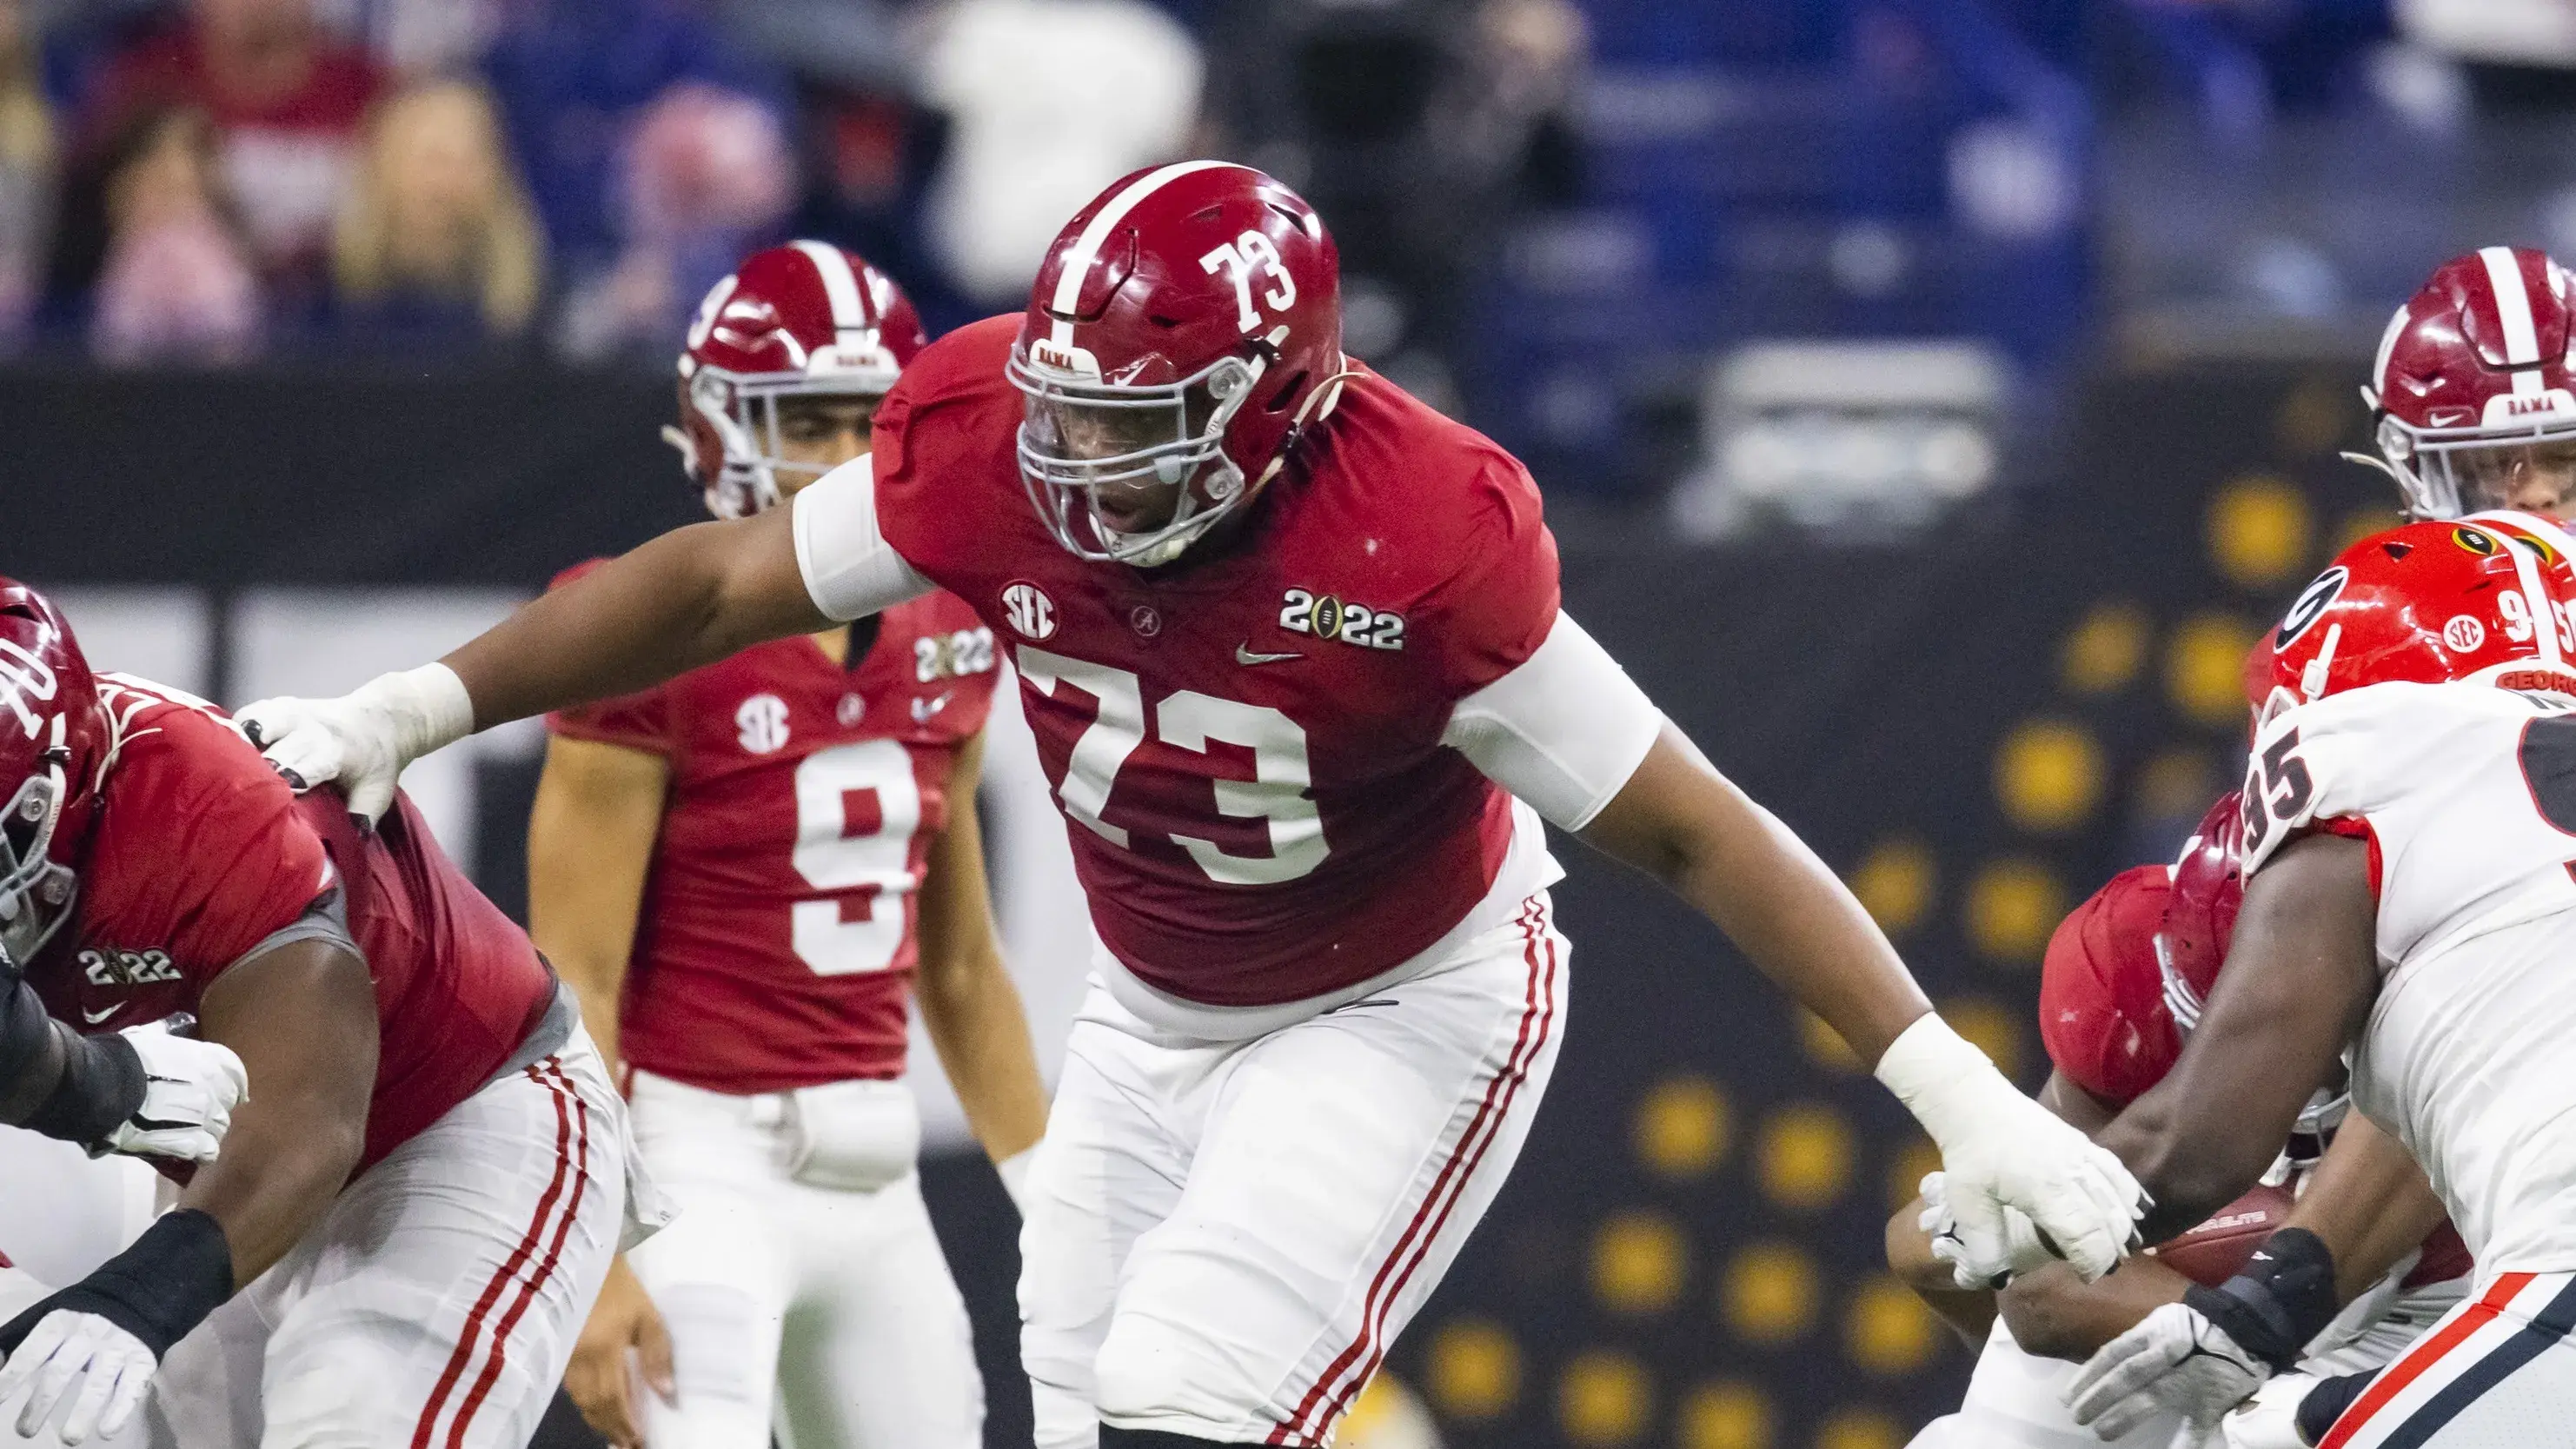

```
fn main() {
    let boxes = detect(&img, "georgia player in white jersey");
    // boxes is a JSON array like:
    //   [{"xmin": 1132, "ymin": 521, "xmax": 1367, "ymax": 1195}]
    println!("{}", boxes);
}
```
[
  {"xmin": 2059, "ymin": 512, "xmax": 2576, "ymax": 1446},
  {"xmin": 233, "ymin": 163, "xmax": 2145, "ymax": 1447},
  {"xmin": 539, "ymin": 243, "xmax": 1048, "ymax": 1449}
]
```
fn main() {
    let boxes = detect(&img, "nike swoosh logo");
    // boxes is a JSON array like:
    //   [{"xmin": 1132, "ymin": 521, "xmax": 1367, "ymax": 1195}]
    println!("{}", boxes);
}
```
[
  {"xmin": 912, "ymin": 692, "xmax": 954, "ymax": 722},
  {"xmin": 1236, "ymin": 645, "xmax": 1303, "ymax": 666},
  {"xmin": 83, "ymin": 1006, "xmax": 120, "ymax": 1025}
]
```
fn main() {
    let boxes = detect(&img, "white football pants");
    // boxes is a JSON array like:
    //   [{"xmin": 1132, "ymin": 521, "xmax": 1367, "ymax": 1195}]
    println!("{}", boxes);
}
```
[
  {"xmin": 1020, "ymin": 892, "xmax": 1569, "ymax": 1449},
  {"xmin": 0, "ymin": 1139, "xmax": 157, "ymax": 1449},
  {"xmin": 144, "ymin": 1035, "xmax": 627, "ymax": 1449},
  {"xmin": 2314, "ymin": 1270, "xmax": 2576, "ymax": 1448},
  {"xmin": 621, "ymin": 1069, "xmax": 983, "ymax": 1449}
]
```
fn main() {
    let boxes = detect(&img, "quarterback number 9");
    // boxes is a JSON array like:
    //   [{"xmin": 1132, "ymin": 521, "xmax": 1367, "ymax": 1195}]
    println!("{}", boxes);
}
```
[{"xmin": 1201, "ymin": 231, "xmax": 1298, "ymax": 334}]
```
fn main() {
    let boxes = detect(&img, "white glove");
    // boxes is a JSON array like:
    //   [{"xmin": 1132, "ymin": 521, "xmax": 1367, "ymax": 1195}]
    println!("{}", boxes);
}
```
[
  {"xmin": 1877, "ymin": 1014, "xmax": 2145, "ymax": 1286},
  {"xmin": 235, "ymin": 664, "xmax": 475, "ymax": 824},
  {"xmin": 0, "ymin": 1311, "xmax": 155, "ymax": 1445},
  {"xmin": 2068, "ymin": 1299, "xmax": 2267, "ymax": 1442},
  {"xmin": 97, "ymin": 1019, "xmax": 246, "ymax": 1163},
  {"xmin": 2217, "ymin": 1373, "xmax": 2320, "ymax": 1449}
]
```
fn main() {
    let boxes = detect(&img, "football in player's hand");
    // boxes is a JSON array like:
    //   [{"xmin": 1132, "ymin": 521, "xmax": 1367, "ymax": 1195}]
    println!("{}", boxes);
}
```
[{"xmin": 2142, "ymin": 1182, "xmax": 2296, "ymax": 1287}]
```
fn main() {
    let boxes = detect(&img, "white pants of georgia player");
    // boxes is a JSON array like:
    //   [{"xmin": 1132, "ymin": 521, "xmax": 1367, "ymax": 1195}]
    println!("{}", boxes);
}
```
[
  {"xmin": 621, "ymin": 1068, "xmax": 983, "ymax": 1449},
  {"xmin": 2314, "ymin": 1270, "xmax": 2576, "ymax": 1448},
  {"xmin": 143, "ymin": 1034, "xmax": 627, "ymax": 1449},
  {"xmin": 0, "ymin": 1137, "xmax": 159, "ymax": 1449},
  {"xmin": 1903, "ymin": 1268, "xmax": 2474, "ymax": 1449},
  {"xmin": 1021, "ymin": 891, "xmax": 1570, "ymax": 1449}
]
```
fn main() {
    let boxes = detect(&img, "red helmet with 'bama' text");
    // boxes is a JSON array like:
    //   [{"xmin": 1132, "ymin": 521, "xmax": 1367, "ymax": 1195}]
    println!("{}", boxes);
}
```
[
  {"xmin": 2360, "ymin": 247, "xmax": 2576, "ymax": 519},
  {"xmin": 1009, "ymin": 162, "xmax": 1345, "ymax": 568},
  {"xmin": 2261, "ymin": 512, "xmax": 2576, "ymax": 715},
  {"xmin": 0, "ymin": 581, "xmax": 109, "ymax": 975},
  {"xmin": 670, "ymin": 242, "xmax": 927, "ymax": 519}
]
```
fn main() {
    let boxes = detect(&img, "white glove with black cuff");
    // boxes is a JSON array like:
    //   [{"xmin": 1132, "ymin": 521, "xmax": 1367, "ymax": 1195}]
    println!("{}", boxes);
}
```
[
  {"xmin": 236, "ymin": 664, "xmax": 475, "ymax": 824},
  {"xmin": 2068, "ymin": 1299, "xmax": 2269, "ymax": 1442},
  {"xmin": 0, "ymin": 1311, "xmax": 155, "ymax": 1446},
  {"xmin": 1878, "ymin": 1014, "xmax": 2145, "ymax": 1286},
  {"xmin": 99, "ymin": 1018, "xmax": 247, "ymax": 1163}
]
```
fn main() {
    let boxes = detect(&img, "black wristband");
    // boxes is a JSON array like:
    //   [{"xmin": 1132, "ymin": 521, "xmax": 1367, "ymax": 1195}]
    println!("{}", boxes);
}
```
[
  {"xmin": 2297, "ymin": 1369, "xmax": 2378, "ymax": 1445},
  {"xmin": 2182, "ymin": 1226, "xmax": 2341, "ymax": 1373},
  {"xmin": 0, "ymin": 1209, "xmax": 234, "ymax": 1361},
  {"xmin": 23, "ymin": 1026, "xmax": 144, "ymax": 1150}
]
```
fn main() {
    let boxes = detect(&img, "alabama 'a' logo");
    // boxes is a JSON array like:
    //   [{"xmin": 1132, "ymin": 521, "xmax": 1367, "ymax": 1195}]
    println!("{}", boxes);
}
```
[{"xmin": 1001, "ymin": 582, "xmax": 1058, "ymax": 641}]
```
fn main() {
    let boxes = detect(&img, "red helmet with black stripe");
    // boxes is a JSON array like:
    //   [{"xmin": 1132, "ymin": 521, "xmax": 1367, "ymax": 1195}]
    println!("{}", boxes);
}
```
[
  {"xmin": 0, "ymin": 580, "xmax": 109, "ymax": 975},
  {"xmin": 670, "ymin": 241, "xmax": 927, "ymax": 519},
  {"xmin": 2361, "ymin": 247, "xmax": 2576, "ymax": 519},
  {"xmin": 1009, "ymin": 162, "xmax": 1346, "ymax": 568},
  {"xmin": 2261, "ymin": 512, "xmax": 2576, "ymax": 715}
]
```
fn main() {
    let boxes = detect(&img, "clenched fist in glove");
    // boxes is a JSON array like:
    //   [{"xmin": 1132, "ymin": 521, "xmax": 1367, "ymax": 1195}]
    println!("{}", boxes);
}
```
[
  {"xmin": 235, "ymin": 664, "xmax": 475, "ymax": 824},
  {"xmin": 96, "ymin": 1018, "xmax": 247, "ymax": 1163},
  {"xmin": 1878, "ymin": 1014, "xmax": 2146, "ymax": 1286}
]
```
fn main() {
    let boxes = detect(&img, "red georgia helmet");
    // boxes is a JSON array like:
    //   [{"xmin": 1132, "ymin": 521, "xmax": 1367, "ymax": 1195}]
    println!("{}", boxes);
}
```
[
  {"xmin": 2154, "ymin": 791, "xmax": 2246, "ymax": 1039},
  {"xmin": 1009, "ymin": 162, "xmax": 1346, "ymax": 567},
  {"xmin": 2361, "ymin": 247, "xmax": 2576, "ymax": 519},
  {"xmin": 2261, "ymin": 511, "xmax": 2576, "ymax": 716},
  {"xmin": 669, "ymin": 242, "xmax": 927, "ymax": 520},
  {"xmin": 0, "ymin": 581, "xmax": 110, "ymax": 974}
]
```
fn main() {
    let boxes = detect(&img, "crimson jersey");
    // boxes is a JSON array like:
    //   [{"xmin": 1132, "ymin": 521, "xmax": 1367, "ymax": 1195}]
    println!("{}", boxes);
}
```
[
  {"xmin": 870, "ymin": 316, "xmax": 1559, "ymax": 1007},
  {"xmin": 32, "ymin": 677, "xmax": 558, "ymax": 1173},
  {"xmin": 2039, "ymin": 824, "xmax": 2472, "ymax": 1288},
  {"xmin": 548, "ymin": 573, "xmax": 997, "ymax": 1094}
]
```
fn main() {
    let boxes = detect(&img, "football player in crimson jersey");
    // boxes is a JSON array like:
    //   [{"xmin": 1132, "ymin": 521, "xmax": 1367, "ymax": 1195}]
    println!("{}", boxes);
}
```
[
  {"xmin": 2356, "ymin": 247, "xmax": 2576, "ymax": 521},
  {"xmin": 237, "ymin": 163, "xmax": 2147, "ymax": 1448},
  {"xmin": 0, "ymin": 584, "xmax": 641, "ymax": 1448},
  {"xmin": 1890, "ymin": 792, "xmax": 2472, "ymax": 1449},
  {"xmin": 2040, "ymin": 513, "xmax": 2576, "ymax": 1448},
  {"xmin": 540, "ymin": 243, "xmax": 1047, "ymax": 1449}
]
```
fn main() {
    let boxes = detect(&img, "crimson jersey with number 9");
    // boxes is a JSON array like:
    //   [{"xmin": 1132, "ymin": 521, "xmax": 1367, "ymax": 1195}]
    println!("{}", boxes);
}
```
[{"xmin": 548, "ymin": 562, "xmax": 998, "ymax": 1094}]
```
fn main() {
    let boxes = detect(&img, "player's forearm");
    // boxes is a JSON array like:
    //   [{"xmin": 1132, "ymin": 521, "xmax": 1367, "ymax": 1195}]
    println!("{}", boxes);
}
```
[
  {"xmin": 917, "ymin": 952, "xmax": 1047, "ymax": 1163},
  {"xmin": 1996, "ymin": 1257, "xmax": 2191, "ymax": 1361},
  {"xmin": 2287, "ymin": 1112, "xmax": 2449, "ymax": 1304},
  {"xmin": 187, "ymin": 943, "xmax": 380, "ymax": 1287},
  {"xmin": 447, "ymin": 514, "xmax": 824, "ymax": 728},
  {"xmin": 1888, "ymin": 1197, "xmax": 2000, "ymax": 1345}
]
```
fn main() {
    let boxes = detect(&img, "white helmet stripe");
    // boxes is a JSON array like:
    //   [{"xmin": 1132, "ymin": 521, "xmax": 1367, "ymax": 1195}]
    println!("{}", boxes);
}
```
[
  {"xmin": 790, "ymin": 240, "xmax": 869, "ymax": 338},
  {"xmin": 2467, "ymin": 517, "xmax": 2566, "ymax": 667},
  {"xmin": 2483, "ymin": 246, "xmax": 2542, "ymax": 365},
  {"xmin": 2372, "ymin": 302, "xmax": 2411, "ymax": 393},
  {"xmin": 1046, "ymin": 160, "xmax": 1245, "ymax": 348}
]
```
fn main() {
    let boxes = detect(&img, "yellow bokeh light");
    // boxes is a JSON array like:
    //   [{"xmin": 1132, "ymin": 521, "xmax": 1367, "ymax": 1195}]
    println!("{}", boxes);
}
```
[
  {"xmin": 1425, "ymin": 1319, "xmax": 1519, "ymax": 1422},
  {"xmin": 2207, "ymin": 475, "xmax": 2314, "ymax": 588},
  {"xmin": 1680, "ymin": 1380, "xmax": 1774, "ymax": 1449},
  {"xmin": 2166, "ymin": 613, "xmax": 2262, "ymax": 728},
  {"xmin": 1995, "ymin": 719, "xmax": 2105, "ymax": 834},
  {"xmin": 2135, "ymin": 747, "xmax": 2217, "ymax": 823},
  {"xmin": 1723, "ymin": 1241, "xmax": 1820, "ymax": 1345},
  {"xmin": 1845, "ymin": 1276, "xmax": 1940, "ymax": 1376},
  {"xmin": 1637, "ymin": 1075, "xmax": 1730, "ymax": 1179},
  {"xmin": 1886, "ymin": 1135, "xmax": 1942, "ymax": 1213},
  {"xmin": 2060, "ymin": 601, "xmax": 2151, "ymax": 695},
  {"xmin": 1797, "ymin": 1008, "xmax": 1862, "ymax": 1073},
  {"xmin": 1559, "ymin": 1350, "xmax": 1652, "ymax": 1447},
  {"xmin": 1848, "ymin": 836, "xmax": 1936, "ymax": 936},
  {"xmin": 1940, "ymin": 997, "xmax": 2022, "ymax": 1083},
  {"xmin": 1592, "ymin": 1211, "xmax": 1690, "ymax": 1314},
  {"xmin": 1816, "ymin": 1408, "xmax": 1907, "ymax": 1449},
  {"xmin": 1756, "ymin": 1103, "xmax": 1854, "ymax": 1212},
  {"xmin": 1964, "ymin": 857, "xmax": 2065, "ymax": 966}
]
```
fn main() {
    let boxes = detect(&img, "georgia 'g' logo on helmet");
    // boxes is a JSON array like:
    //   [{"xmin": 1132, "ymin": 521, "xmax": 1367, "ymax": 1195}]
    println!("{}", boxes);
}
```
[
  {"xmin": 1007, "ymin": 163, "xmax": 1347, "ymax": 568},
  {"xmin": 667, "ymin": 242, "xmax": 927, "ymax": 521}
]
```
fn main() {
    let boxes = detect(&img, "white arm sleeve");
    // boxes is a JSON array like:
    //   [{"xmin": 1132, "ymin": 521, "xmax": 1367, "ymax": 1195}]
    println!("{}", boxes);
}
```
[
  {"xmin": 1442, "ymin": 611, "xmax": 1664, "ymax": 830},
  {"xmin": 790, "ymin": 453, "xmax": 936, "ymax": 621}
]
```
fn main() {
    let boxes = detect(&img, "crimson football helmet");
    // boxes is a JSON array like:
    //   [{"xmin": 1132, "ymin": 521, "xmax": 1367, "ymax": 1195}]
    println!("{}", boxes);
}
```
[
  {"xmin": 1009, "ymin": 162, "xmax": 1348, "ymax": 567},
  {"xmin": 2154, "ymin": 792, "xmax": 2245, "ymax": 1039},
  {"xmin": 2261, "ymin": 512, "xmax": 2576, "ymax": 717},
  {"xmin": 2359, "ymin": 247, "xmax": 2576, "ymax": 519},
  {"xmin": 0, "ymin": 581, "xmax": 109, "ymax": 974},
  {"xmin": 669, "ymin": 241, "xmax": 927, "ymax": 519}
]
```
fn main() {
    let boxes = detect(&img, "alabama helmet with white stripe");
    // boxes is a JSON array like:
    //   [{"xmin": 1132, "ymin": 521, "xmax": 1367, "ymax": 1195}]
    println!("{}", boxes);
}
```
[
  {"xmin": 670, "ymin": 242, "xmax": 928, "ymax": 519},
  {"xmin": 2259, "ymin": 513, "xmax": 2576, "ymax": 724},
  {"xmin": 0, "ymin": 580, "xmax": 107, "ymax": 977},
  {"xmin": 2360, "ymin": 247, "xmax": 2576, "ymax": 519},
  {"xmin": 1008, "ymin": 162, "xmax": 1344, "ymax": 567}
]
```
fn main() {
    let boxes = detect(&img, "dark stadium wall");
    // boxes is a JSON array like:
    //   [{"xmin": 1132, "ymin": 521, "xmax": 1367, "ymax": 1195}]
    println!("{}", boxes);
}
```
[{"xmin": 0, "ymin": 361, "xmax": 2393, "ymax": 1449}]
